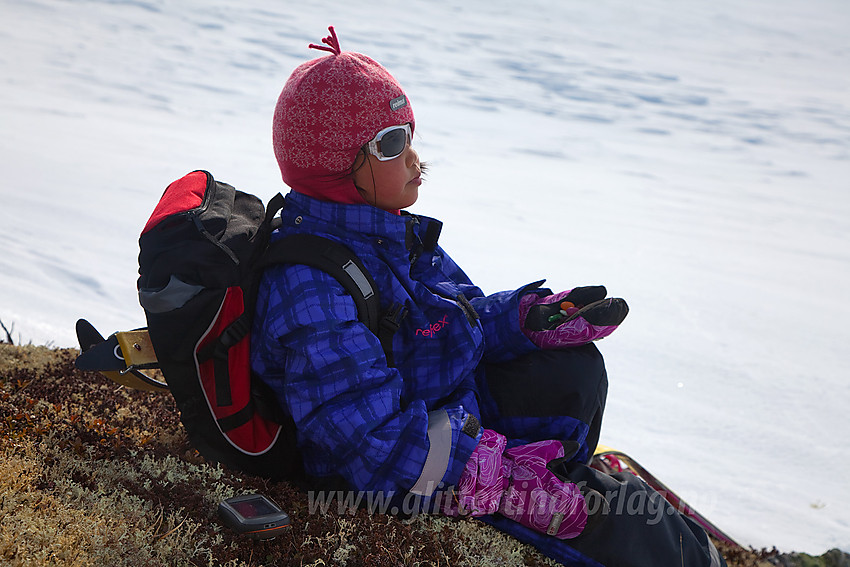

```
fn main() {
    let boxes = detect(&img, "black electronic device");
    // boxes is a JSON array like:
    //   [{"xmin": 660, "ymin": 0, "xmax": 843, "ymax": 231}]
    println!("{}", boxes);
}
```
[{"xmin": 217, "ymin": 494, "xmax": 290, "ymax": 540}]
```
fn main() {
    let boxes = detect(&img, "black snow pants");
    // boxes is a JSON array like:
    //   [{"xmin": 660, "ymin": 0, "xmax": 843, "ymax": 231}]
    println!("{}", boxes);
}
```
[{"xmin": 478, "ymin": 345, "xmax": 726, "ymax": 567}]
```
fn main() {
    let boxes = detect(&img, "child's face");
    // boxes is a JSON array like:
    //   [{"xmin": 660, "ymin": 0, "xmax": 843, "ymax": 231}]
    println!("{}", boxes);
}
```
[{"xmin": 353, "ymin": 128, "xmax": 421, "ymax": 211}]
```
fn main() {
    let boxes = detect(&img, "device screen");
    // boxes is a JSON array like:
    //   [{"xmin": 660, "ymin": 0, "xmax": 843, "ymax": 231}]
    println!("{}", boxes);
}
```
[{"xmin": 232, "ymin": 497, "xmax": 278, "ymax": 518}]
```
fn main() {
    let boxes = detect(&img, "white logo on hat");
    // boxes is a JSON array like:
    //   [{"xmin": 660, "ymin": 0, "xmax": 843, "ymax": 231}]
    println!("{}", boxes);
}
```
[{"xmin": 390, "ymin": 95, "xmax": 408, "ymax": 111}]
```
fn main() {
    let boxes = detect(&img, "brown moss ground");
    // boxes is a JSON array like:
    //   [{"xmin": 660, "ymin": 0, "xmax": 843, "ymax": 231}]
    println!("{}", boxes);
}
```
[{"xmin": 0, "ymin": 344, "xmax": 840, "ymax": 566}]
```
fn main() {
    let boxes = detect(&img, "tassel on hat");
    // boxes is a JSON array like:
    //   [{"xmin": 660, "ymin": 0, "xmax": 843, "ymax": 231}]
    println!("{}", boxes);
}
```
[{"xmin": 308, "ymin": 25, "xmax": 342, "ymax": 55}]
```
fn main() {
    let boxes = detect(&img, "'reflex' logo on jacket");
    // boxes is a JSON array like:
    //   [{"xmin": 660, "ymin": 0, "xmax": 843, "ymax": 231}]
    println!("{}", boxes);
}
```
[{"xmin": 415, "ymin": 315, "xmax": 449, "ymax": 338}]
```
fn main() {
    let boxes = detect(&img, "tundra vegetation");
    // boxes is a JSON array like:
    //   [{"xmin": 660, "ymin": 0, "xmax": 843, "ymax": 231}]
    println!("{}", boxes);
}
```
[{"xmin": 1, "ymin": 339, "xmax": 842, "ymax": 566}]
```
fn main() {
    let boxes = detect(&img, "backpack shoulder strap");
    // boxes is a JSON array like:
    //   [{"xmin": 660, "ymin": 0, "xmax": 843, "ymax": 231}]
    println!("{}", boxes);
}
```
[{"xmin": 260, "ymin": 233, "xmax": 382, "ymax": 337}]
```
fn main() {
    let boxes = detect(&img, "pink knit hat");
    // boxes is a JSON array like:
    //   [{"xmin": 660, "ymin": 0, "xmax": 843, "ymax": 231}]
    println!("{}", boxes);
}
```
[{"xmin": 273, "ymin": 27, "xmax": 416, "ymax": 204}]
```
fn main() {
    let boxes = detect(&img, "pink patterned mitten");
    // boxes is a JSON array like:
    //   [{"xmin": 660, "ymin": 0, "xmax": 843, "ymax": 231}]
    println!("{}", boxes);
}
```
[
  {"xmin": 498, "ymin": 439, "xmax": 588, "ymax": 539},
  {"xmin": 444, "ymin": 428, "xmax": 509, "ymax": 516},
  {"xmin": 444, "ymin": 430, "xmax": 588, "ymax": 539}
]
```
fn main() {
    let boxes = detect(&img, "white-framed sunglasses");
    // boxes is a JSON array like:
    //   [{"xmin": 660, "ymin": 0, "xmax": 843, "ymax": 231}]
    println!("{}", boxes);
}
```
[{"xmin": 366, "ymin": 123, "xmax": 412, "ymax": 161}]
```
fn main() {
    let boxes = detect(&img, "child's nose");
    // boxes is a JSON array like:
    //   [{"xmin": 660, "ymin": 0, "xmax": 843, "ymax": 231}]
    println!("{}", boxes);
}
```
[{"xmin": 405, "ymin": 145, "xmax": 419, "ymax": 167}]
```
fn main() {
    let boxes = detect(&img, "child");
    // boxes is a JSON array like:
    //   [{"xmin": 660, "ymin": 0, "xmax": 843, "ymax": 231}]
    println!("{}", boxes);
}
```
[{"xmin": 251, "ymin": 27, "xmax": 725, "ymax": 567}]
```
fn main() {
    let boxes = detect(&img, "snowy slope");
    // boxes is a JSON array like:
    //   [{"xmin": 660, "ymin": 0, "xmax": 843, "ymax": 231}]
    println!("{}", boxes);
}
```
[{"xmin": 1, "ymin": 0, "xmax": 848, "ymax": 554}]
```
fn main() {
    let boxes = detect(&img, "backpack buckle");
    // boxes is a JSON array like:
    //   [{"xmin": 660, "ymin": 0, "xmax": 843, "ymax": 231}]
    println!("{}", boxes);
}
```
[{"xmin": 378, "ymin": 303, "xmax": 408, "ymax": 368}]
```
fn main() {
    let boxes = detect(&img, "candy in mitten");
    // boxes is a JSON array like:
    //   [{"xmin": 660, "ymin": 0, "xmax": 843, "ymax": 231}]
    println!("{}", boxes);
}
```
[{"xmin": 520, "ymin": 286, "xmax": 628, "ymax": 349}]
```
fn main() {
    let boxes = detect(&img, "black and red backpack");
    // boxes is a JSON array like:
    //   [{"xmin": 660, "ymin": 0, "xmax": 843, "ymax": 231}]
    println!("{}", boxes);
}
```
[{"xmin": 137, "ymin": 170, "xmax": 397, "ymax": 480}]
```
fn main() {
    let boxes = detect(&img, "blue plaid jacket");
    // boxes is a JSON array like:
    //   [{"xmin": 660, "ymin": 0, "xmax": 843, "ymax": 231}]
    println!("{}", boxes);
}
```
[{"xmin": 251, "ymin": 192, "xmax": 542, "ymax": 497}]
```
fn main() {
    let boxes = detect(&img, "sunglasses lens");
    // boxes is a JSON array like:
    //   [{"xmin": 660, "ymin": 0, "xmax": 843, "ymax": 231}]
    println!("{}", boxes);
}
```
[{"xmin": 377, "ymin": 127, "xmax": 408, "ymax": 158}]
